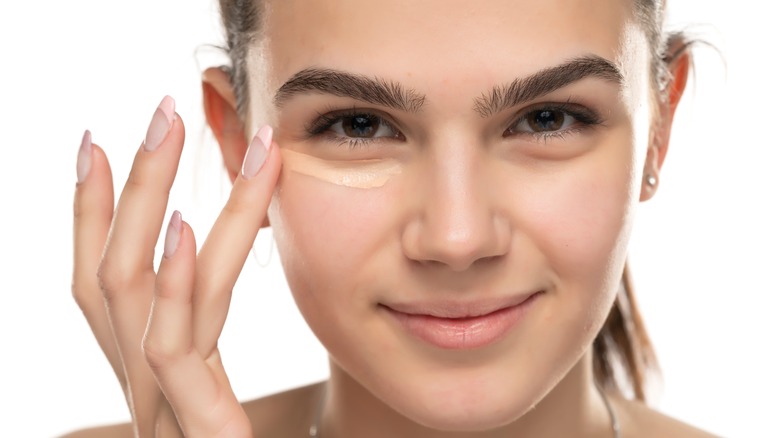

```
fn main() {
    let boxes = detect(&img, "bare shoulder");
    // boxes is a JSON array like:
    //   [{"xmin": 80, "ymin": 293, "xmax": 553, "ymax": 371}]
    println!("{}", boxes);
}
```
[
  {"xmin": 59, "ymin": 382, "xmax": 326, "ymax": 438},
  {"xmin": 610, "ymin": 395, "xmax": 721, "ymax": 438}
]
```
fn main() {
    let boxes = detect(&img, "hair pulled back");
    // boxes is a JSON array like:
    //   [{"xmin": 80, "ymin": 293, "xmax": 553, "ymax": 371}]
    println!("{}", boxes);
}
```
[{"xmin": 216, "ymin": 0, "xmax": 691, "ymax": 403}]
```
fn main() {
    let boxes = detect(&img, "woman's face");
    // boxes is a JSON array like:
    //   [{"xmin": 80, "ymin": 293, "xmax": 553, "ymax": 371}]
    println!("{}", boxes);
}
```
[{"xmin": 252, "ymin": 0, "xmax": 653, "ymax": 430}]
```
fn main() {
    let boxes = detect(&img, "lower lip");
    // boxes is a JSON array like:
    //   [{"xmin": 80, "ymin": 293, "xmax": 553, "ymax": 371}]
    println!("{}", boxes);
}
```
[{"xmin": 384, "ymin": 293, "xmax": 541, "ymax": 350}]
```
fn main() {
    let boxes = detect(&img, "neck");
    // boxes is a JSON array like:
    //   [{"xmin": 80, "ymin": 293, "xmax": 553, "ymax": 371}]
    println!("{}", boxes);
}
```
[{"xmin": 319, "ymin": 349, "xmax": 615, "ymax": 438}]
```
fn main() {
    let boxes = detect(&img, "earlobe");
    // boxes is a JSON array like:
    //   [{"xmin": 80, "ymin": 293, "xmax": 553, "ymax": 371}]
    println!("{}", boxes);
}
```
[
  {"xmin": 639, "ymin": 147, "xmax": 660, "ymax": 202},
  {"xmin": 202, "ymin": 66, "xmax": 246, "ymax": 182}
]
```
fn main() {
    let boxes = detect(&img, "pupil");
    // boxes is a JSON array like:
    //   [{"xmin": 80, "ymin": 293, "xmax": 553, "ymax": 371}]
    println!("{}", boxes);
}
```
[
  {"xmin": 345, "ymin": 115, "xmax": 377, "ymax": 137},
  {"xmin": 532, "ymin": 110, "xmax": 563, "ymax": 131}
]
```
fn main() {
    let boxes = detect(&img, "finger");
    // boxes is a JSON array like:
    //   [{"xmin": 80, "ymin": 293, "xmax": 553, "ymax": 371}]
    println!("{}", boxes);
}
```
[
  {"xmin": 144, "ymin": 213, "xmax": 251, "ymax": 438},
  {"xmin": 99, "ymin": 96, "xmax": 183, "ymax": 371},
  {"xmin": 144, "ymin": 211, "xmax": 196, "ymax": 367},
  {"xmin": 72, "ymin": 130, "xmax": 123, "ymax": 381},
  {"xmin": 156, "ymin": 351, "xmax": 251, "ymax": 438},
  {"xmin": 193, "ymin": 126, "xmax": 281, "ymax": 353},
  {"xmin": 99, "ymin": 96, "xmax": 184, "ymax": 300},
  {"xmin": 97, "ymin": 96, "xmax": 185, "ymax": 432}
]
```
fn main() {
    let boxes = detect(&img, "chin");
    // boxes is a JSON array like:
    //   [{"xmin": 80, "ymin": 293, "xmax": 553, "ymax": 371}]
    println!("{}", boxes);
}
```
[
  {"xmin": 373, "ymin": 370, "xmax": 547, "ymax": 433},
  {"xmin": 394, "ymin": 390, "xmax": 534, "ymax": 432}
]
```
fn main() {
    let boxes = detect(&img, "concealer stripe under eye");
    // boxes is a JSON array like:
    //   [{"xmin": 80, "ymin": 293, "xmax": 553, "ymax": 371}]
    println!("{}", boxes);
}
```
[{"xmin": 280, "ymin": 149, "xmax": 402, "ymax": 189}]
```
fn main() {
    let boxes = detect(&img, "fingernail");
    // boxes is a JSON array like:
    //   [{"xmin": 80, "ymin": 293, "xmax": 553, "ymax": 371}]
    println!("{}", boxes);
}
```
[
  {"xmin": 144, "ymin": 95, "xmax": 176, "ymax": 152},
  {"xmin": 241, "ymin": 125, "xmax": 272, "ymax": 179},
  {"xmin": 76, "ymin": 130, "xmax": 92, "ymax": 183},
  {"xmin": 163, "ymin": 210, "xmax": 182, "ymax": 259}
]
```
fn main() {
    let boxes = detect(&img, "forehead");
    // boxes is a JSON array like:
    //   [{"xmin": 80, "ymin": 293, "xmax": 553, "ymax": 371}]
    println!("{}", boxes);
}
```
[{"xmin": 256, "ymin": 0, "xmax": 644, "ymax": 102}]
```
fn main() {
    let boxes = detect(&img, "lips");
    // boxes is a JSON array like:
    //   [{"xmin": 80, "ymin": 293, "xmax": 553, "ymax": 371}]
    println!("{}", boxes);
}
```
[{"xmin": 381, "ymin": 292, "xmax": 541, "ymax": 350}]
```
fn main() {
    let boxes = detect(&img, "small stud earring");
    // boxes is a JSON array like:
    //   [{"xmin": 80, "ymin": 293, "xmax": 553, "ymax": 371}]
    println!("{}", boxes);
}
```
[{"xmin": 645, "ymin": 174, "xmax": 657, "ymax": 187}]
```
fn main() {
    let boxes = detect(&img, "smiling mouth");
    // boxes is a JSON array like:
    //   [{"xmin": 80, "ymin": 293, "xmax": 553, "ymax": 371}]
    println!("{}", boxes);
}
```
[{"xmin": 381, "ymin": 291, "xmax": 542, "ymax": 350}]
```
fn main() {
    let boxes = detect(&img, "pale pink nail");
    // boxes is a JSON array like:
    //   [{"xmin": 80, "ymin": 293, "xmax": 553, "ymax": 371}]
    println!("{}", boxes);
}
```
[
  {"xmin": 144, "ymin": 95, "xmax": 176, "ymax": 152},
  {"xmin": 241, "ymin": 125, "xmax": 272, "ymax": 179},
  {"xmin": 163, "ymin": 210, "xmax": 182, "ymax": 259},
  {"xmin": 76, "ymin": 130, "xmax": 92, "ymax": 183}
]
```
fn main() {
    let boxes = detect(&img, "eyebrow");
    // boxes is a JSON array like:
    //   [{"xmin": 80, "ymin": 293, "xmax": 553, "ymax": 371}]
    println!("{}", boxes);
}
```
[
  {"xmin": 274, "ymin": 68, "xmax": 426, "ymax": 112},
  {"xmin": 473, "ymin": 55, "xmax": 624, "ymax": 117},
  {"xmin": 273, "ymin": 55, "xmax": 623, "ymax": 116}
]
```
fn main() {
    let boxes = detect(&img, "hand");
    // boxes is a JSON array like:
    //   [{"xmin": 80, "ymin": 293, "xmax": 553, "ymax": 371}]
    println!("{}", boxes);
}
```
[{"xmin": 72, "ymin": 96, "xmax": 281, "ymax": 437}]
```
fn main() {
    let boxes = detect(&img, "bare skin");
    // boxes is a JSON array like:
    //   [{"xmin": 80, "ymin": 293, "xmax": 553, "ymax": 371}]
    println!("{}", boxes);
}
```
[
  {"xmin": 66, "ymin": 0, "xmax": 720, "ymax": 437},
  {"xmin": 63, "ymin": 381, "xmax": 718, "ymax": 438}
]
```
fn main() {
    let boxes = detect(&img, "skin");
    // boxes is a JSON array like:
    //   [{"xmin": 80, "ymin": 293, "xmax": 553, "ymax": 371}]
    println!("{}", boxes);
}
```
[
  {"xmin": 65, "ymin": 0, "xmax": 717, "ymax": 437},
  {"xmin": 263, "ymin": 0, "xmax": 642, "ymax": 435}
]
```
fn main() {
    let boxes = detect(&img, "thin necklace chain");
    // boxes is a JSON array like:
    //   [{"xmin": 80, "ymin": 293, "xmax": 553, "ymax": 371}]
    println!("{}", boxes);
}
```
[
  {"xmin": 309, "ymin": 384, "xmax": 621, "ymax": 438},
  {"xmin": 597, "ymin": 384, "xmax": 622, "ymax": 438},
  {"xmin": 308, "ymin": 384, "xmax": 327, "ymax": 438}
]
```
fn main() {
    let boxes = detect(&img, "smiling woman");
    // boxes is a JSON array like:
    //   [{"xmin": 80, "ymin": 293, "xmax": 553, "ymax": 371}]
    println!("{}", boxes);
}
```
[{"xmin": 57, "ymin": 0, "xmax": 725, "ymax": 437}]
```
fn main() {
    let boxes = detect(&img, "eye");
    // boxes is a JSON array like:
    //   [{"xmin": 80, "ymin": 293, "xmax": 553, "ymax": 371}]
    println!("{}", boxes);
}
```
[
  {"xmin": 333, "ymin": 113, "xmax": 395, "ymax": 138},
  {"xmin": 509, "ymin": 108, "xmax": 576, "ymax": 134},
  {"xmin": 308, "ymin": 110, "xmax": 402, "ymax": 146},
  {"xmin": 505, "ymin": 103, "xmax": 602, "ymax": 139}
]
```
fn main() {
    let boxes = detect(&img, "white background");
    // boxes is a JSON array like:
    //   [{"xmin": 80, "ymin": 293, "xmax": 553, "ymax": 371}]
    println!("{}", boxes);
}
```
[{"xmin": 1, "ymin": 1, "xmax": 777, "ymax": 437}]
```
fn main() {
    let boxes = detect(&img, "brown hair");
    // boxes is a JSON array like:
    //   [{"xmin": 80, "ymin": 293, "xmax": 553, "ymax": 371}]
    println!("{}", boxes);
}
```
[{"xmin": 216, "ymin": 0, "xmax": 691, "ymax": 403}]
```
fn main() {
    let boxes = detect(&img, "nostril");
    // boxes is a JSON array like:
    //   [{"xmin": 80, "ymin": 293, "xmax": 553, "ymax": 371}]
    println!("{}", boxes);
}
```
[{"xmin": 415, "ymin": 247, "xmax": 503, "ymax": 272}]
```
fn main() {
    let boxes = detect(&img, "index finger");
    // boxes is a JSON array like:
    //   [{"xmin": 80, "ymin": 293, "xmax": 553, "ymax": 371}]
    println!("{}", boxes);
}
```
[{"xmin": 193, "ymin": 126, "xmax": 281, "ymax": 353}]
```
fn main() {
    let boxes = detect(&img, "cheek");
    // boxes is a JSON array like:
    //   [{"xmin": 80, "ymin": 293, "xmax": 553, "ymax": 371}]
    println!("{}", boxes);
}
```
[
  {"xmin": 268, "ymin": 170, "xmax": 396, "ymax": 325},
  {"xmin": 541, "ymin": 165, "xmax": 633, "ymax": 275},
  {"xmin": 506, "ymin": 134, "xmax": 638, "ymax": 305}
]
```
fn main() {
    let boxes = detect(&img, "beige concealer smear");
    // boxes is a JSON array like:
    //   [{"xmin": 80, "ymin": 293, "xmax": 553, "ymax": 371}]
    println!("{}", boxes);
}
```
[{"xmin": 280, "ymin": 149, "xmax": 403, "ymax": 189}]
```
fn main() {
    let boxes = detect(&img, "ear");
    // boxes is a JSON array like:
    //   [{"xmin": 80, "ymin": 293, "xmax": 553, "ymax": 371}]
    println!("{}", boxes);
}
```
[
  {"xmin": 202, "ymin": 66, "xmax": 247, "ymax": 183},
  {"xmin": 203, "ymin": 67, "xmax": 271, "ymax": 228},
  {"xmin": 640, "ymin": 42, "xmax": 691, "ymax": 202}
]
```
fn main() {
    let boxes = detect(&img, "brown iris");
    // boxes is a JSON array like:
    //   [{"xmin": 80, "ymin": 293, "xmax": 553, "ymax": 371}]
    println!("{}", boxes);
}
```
[
  {"xmin": 526, "ymin": 109, "xmax": 564, "ymax": 132},
  {"xmin": 342, "ymin": 114, "xmax": 380, "ymax": 137}
]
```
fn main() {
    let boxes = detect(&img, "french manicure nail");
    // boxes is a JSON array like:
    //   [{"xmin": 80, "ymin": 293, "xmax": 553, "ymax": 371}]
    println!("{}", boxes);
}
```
[
  {"xmin": 241, "ymin": 125, "xmax": 272, "ymax": 179},
  {"xmin": 163, "ymin": 210, "xmax": 182, "ymax": 259},
  {"xmin": 77, "ymin": 130, "xmax": 93, "ymax": 183},
  {"xmin": 144, "ymin": 95, "xmax": 176, "ymax": 152}
]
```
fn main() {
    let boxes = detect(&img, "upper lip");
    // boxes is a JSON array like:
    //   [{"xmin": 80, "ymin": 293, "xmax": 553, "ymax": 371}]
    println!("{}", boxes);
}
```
[{"xmin": 381, "ymin": 291, "xmax": 541, "ymax": 319}]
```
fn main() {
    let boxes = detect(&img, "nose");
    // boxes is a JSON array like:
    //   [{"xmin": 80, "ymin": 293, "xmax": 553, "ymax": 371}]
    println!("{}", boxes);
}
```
[{"xmin": 401, "ymin": 143, "xmax": 511, "ymax": 272}]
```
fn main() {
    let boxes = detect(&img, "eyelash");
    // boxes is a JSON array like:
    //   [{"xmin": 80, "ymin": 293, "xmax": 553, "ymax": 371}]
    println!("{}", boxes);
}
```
[
  {"xmin": 305, "ymin": 103, "xmax": 603, "ymax": 148},
  {"xmin": 306, "ymin": 108, "xmax": 404, "ymax": 149},
  {"xmin": 505, "ymin": 102, "xmax": 604, "ymax": 142}
]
